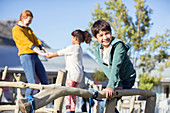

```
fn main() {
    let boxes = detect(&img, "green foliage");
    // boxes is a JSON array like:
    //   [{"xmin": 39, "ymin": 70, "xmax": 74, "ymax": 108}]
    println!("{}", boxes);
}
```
[
  {"xmin": 89, "ymin": 0, "xmax": 170, "ymax": 90},
  {"xmin": 139, "ymin": 30, "xmax": 170, "ymax": 74},
  {"xmin": 138, "ymin": 73, "xmax": 163, "ymax": 90},
  {"xmin": 89, "ymin": 0, "xmax": 154, "ymax": 51},
  {"xmin": 91, "ymin": 69, "xmax": 108, "ymax": 81}
]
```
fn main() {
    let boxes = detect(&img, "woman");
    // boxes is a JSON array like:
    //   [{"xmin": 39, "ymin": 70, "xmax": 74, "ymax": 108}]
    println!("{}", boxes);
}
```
[{"xmin": 12, "ymin": 10, "xmax": 49, "ymax": 97}]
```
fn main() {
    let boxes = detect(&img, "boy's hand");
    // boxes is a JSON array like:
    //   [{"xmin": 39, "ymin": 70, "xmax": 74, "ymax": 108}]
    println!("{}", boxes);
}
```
[
  {"xmin": 105, "ymin": 87, "xmax": 123, "ymax": 100},
  {"xmin": 105, "ymin": 88, "xmax": 114, "ymax": 100}
]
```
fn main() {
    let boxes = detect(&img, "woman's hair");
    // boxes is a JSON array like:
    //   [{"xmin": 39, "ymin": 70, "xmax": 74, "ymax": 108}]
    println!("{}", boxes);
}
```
[
  {"xmin": 71, "ymin": 29, "xmax": 92, "ymax": 44},
  {"xmin": 17, "ymin": 10, "xmax": 33, "ymax": 24},
  {"xmin": 91, "ymin": 19, "xmax": 111, "ymax": 38}
]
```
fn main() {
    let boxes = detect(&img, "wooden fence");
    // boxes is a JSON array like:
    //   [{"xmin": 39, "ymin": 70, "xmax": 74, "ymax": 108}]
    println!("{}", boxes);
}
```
[{"xmin": 0, "ymin": 66, "xmax": 156, "ymax": 113}]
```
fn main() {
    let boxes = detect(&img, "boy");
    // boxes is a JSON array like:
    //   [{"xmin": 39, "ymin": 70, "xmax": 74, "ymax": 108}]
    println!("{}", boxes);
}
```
[{"xmin": 91, "ymin": 19, "xmax": 136, "ymax": 100}]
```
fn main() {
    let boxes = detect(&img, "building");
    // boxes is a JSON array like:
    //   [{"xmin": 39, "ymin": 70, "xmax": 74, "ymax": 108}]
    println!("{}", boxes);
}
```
[
  {"xmin": 0, "ymin": 45, "xmax": 101, "ymax": 100},
  {"xmin": 135, "ymin": 59, "xmax": 170, "ymax": 101},
  {"xmin": 0, "ymin": 45, "xmax": 170, "ymax": 101},
  {"xmin": 0, "ymin": 45, "xmax": 101, "ymax": 81}
]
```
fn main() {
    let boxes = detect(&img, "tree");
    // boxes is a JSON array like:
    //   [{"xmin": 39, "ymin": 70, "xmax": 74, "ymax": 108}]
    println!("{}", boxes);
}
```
[
  {"xmin": 91, "ymin": 69, "xmax": 108, "ymax": 81},
  {"xmin": 138, "ymin": 73, "xmax": 162, "ymax": 91},
  {"xmin": 88, "ymin": 0, "xmax": 170, "ymax": 90}
]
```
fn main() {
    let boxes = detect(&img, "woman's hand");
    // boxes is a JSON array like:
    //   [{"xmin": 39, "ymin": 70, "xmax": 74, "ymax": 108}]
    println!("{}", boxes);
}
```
[
  {"xmin": 45, "ymin": 52, "xmax": 53, "ymax": 58},
  {"xmin": 33, "ymin": 47, "xmax": 48, "ymax": 56},
  {"xmin": 41, "ymin": 47, "xmax": 48, "ymax": 53}
]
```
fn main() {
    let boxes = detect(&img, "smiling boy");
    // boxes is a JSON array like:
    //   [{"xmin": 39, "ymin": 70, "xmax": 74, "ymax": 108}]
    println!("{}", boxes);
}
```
[{"xmin": 91, "ymin": 20, "xmax": 136, "ymax": 101}]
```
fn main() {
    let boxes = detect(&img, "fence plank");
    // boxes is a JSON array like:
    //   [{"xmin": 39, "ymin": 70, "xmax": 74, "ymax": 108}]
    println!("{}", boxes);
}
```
[
  {"xmin": 145, "ymin": 96, "xmax": 156, "ymax": 113},
  {"xmin": 103, "ymin": 98, "xmax": 117, "ymax": 113},
  {"xmin": 0, "ymin": 66, "xmax": 8, "ymax": 101},
  {"xmin": 54, "ymin": 70, "xmax": 67, "ymax": 113},
  {"xmin": 14, "ymin": 73, "xmax": 22, "ymax": 113}
]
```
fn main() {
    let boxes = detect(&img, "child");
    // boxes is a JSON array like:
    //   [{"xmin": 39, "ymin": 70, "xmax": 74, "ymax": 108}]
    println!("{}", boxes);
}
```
[
  {"xmin": 91, "ymin": 19, "xmax": 136, "ymax": 112},
  {"xmin": 45, "ymin": 29, "xmax": 92, "ymax": 113},
  {"xmin": 12, "ymin": 10, "xmax": 49, "ymax": 97}
]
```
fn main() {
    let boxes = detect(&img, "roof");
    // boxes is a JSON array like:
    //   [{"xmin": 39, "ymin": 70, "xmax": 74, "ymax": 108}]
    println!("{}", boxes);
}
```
[
  {"xmin": 1, "ymin": 45, "xmax": 169, "ymax": 82},
  {"xmin": 0, "ymin": 46, "xmax": 101, "ymax": 73}
]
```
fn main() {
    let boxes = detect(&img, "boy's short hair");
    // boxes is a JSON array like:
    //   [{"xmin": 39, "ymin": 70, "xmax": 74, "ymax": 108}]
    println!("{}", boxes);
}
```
[{"xmin": 91, "ymin": 19, "xmax": 111, "ymax": 38}]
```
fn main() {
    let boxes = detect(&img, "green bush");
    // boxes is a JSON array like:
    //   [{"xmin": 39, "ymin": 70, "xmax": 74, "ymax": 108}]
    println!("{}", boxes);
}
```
[{"xmin": 91, "ymin": 69, "xmax": 108, "ymax": 81}]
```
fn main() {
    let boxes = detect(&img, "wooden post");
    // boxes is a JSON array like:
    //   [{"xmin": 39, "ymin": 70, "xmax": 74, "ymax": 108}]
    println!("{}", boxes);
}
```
[
  {"xmin": 54, "ymin": 70, "xmax": 67, "ymax": 113},
  {"xmin": 145, "ymin": 96, "xmax": 156, "ymax": 113},
  {"xmin": 14, "ymin": 73, "xmax": 22, "ymax": 113},
  {"xmin": 12, "ymin": 78, "xmax": 17, "ymax": 104},
  {"xmin": 103, "ymin": 98, "xmax": 117, "ymax": 113},
  {"xmin": 0, "ymin": 66, "xmax": 8, "ymax": 101},
  {"xmin": 117, "ymin": 98, "xmax": 121, "ymax": 112},
  {"xmin": 129, "ymin": 96, "xmax": 135, "ymax": 112}
]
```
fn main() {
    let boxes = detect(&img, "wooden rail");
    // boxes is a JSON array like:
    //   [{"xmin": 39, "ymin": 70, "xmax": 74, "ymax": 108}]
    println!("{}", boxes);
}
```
[
  {"xmin": 0, "ymin": 83, "xmax": 156, "ymax": 113},
  {"xmin": 0, "ymin": 67, "xmax": 156, "ymax": 113},
  {"xmin": 0, "ymin": 67, "xmax": 67, "ymax": 113}
]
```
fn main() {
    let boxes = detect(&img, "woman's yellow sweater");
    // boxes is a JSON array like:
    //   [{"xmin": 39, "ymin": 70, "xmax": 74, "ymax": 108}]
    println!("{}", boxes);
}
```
[{"xmin": 12, "ymin": 25, "xmax": 42, "ymax": 56}]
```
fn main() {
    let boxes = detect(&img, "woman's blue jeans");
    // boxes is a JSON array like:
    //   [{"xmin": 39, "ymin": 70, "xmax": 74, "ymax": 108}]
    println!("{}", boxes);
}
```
[{"xmin": 20, "ymin": 54, "xmax": 49, "ymax": 97}]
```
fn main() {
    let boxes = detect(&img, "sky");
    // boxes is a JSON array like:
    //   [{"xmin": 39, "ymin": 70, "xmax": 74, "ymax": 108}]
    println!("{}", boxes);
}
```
[{"xmin": 0, "ymin": 0, "xmax": 170, "ymax": 54}]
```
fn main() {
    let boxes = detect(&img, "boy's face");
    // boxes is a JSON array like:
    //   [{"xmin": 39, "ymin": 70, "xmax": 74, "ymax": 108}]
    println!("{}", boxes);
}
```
[{"xmin": 93, "ymin": 30, "xmax": 112, "ymax": 49}]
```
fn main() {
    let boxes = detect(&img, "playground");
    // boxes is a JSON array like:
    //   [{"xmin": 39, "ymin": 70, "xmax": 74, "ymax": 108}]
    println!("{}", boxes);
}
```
[{"xmin": 0, "ymin": 66, "xmax": 156, "ymax": 113}]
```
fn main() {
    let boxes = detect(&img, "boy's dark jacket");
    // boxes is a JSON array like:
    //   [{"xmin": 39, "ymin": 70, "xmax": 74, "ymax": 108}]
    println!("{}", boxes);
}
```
[{"xmin": 94, "ymin": 37, "xmax": 136, "ymax": 89}]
